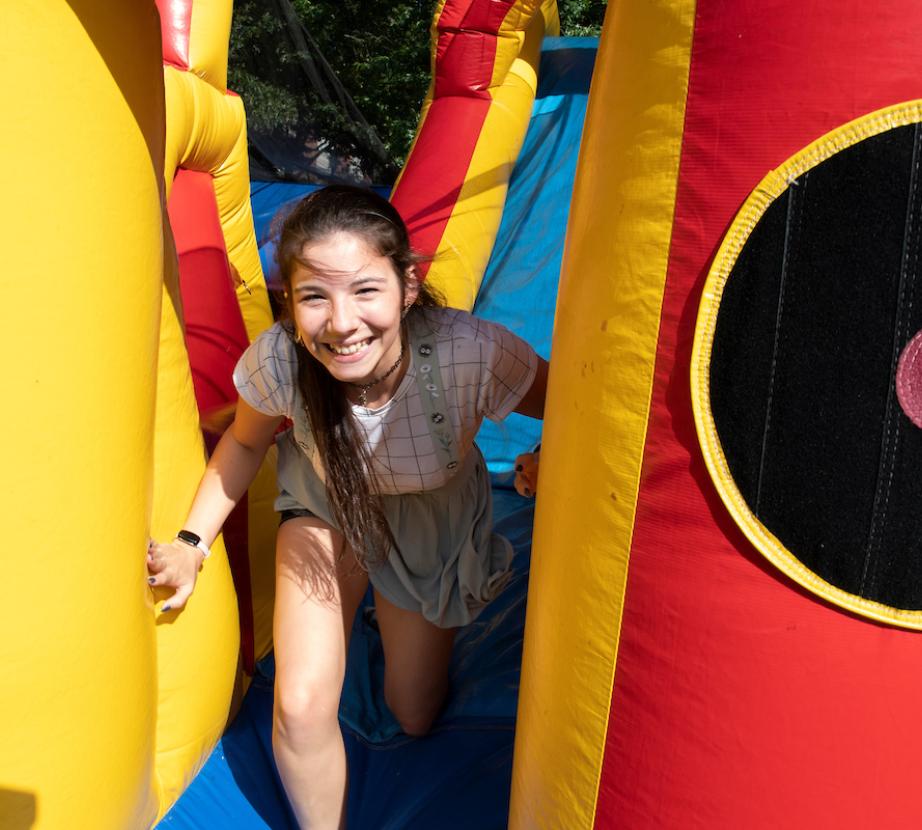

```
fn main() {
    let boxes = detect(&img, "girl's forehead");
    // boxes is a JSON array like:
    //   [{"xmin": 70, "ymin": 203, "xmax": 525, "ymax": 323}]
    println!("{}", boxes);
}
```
[
  {"xmin": 301, "ymin": 230, "xmax": 376, "ymax": 261},
  {"xmin": 291, "ymin": 233, "xmax": 397, "ymax": 286}
]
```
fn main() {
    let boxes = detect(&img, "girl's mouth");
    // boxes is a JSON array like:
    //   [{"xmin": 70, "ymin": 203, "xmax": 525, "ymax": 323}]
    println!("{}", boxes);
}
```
[{"xmin": 325, "ymin": 338, "xmax": 371, "ymax": 356}]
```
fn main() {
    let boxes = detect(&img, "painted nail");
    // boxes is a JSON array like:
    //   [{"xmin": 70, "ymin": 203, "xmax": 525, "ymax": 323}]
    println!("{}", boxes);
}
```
[
  {"xmin": 524, "ymin": 488, "xmax": 532, "ymax": 497},
  {"xmin": 162, "ymin": 605, "xmax": 171, "ymax": 613},
  {"xmin": 515, "ymin": 464, "xmax": 523, "ymax": 472},
  {"xmin": 148, "ymin": 577, "xmax": 155, "ymax": 585}
]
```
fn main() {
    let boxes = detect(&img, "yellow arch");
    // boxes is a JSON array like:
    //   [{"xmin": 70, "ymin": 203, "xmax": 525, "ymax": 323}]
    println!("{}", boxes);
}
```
[
  {"xmin": 396, "ymin": 0, "xmax": 559, "ymax": 310},
  {"xmin": 162, "ymin": 56, "xmax": 276, "ymax": 673}
]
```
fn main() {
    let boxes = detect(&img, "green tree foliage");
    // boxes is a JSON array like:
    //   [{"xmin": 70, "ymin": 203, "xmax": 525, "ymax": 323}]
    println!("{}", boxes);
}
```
[
  {"xmin": 558, "ymin": 0, "xmax": 607, "ymax": 36},
  {"xmin": 229, "ymin": 0, "xmax": 605, "ymax": 183}
]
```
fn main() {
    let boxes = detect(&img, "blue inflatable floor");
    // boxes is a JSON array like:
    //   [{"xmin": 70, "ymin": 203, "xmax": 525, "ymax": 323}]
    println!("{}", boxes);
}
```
[{"xmin": 159, "ymin": 37, "xmax": 595, "ymax": 830}]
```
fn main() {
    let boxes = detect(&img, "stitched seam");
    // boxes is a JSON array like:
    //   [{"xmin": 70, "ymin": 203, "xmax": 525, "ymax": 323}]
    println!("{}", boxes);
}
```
[
  {"xmin": 860, "ymin": 122, "xmax": 921, "ymax": 594},
  {"xmin": 755, "ymin": 177, "xmax": 803, "ymax": 515},
  {"xmin": 882, "ymin": 123, "xmax": 922, "ymax": 581}
]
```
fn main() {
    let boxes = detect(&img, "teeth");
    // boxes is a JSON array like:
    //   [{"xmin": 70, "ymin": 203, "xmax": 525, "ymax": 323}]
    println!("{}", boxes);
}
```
[{"xmin": 327, "ymin": 339, "xmax": 370, "ymax": 356}]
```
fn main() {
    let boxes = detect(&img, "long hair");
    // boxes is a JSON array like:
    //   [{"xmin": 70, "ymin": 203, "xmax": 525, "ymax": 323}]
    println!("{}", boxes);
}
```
[{"xmin": 275, "ymin": 185, "xmax": 443, "ymax": 567}]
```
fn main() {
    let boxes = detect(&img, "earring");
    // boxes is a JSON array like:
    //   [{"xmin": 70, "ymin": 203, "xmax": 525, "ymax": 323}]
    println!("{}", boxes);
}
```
[{"xmin": 294, "ymin": 329, "xmax": 303, "ymax": 345}]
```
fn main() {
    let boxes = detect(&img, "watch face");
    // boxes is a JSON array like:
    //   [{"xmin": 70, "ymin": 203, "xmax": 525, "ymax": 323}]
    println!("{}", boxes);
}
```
[{"xmin": 178, "ymin": 530, "xmax": 202, "ymax": 547}]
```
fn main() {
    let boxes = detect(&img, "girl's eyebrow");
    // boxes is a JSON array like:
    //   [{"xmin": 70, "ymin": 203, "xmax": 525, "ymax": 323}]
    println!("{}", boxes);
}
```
[
  {"xmin": 293, "ymin": 274, "xmax": 387, "ymax": 293},
  {"xmin": 292, "ymin": 282, "xmax": 322, "ymax": 294}
]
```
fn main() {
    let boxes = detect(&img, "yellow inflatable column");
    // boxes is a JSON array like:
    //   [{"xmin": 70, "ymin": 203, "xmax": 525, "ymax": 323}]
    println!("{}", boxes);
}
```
[
  {"xmin": 0, "ymin": 3, "xmax": 164, "ymax": 828},
  {"xmin": 510, "ymin": 0, "xmax": 695, "ymax": 827}
]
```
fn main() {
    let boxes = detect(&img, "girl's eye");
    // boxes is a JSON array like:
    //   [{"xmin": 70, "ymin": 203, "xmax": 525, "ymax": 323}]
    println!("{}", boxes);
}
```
[
  {"xmin": 299, "ymin": 294, "xmax": 324, "ymax": 304},
  {"xmin": 357, "ymin": 287, "xmax": 378, "ymax": 296}
]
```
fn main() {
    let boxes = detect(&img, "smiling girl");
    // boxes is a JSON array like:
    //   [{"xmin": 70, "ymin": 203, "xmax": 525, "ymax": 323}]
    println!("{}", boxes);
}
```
[{"xmin": 147, "ymin": 186, "xmax": 546, "ymax": 829}]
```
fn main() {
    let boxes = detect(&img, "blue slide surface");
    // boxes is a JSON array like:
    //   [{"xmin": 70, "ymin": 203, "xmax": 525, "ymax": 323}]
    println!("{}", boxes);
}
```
[{"xmin": 159, "ymin": 37, "xmax": 595, "ymax": 830}]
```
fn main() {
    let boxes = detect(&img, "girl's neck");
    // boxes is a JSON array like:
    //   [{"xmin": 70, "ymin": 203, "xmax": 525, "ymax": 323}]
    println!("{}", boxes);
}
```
[{"xmin": 344, "ymin": 327, "xmax": 408, "ymax": 410}]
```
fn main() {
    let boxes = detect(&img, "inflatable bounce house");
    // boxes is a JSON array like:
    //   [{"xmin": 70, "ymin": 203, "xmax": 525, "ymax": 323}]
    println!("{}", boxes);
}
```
[{"xmin": 4, "ymin": 0, "xmax": 922, "ymax": 828}]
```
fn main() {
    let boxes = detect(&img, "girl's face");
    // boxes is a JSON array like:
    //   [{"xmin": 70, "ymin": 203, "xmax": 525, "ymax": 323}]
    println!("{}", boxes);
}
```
[{"xmin": 289, "ymin": 231, "xmax": 417, "ymax": 390}]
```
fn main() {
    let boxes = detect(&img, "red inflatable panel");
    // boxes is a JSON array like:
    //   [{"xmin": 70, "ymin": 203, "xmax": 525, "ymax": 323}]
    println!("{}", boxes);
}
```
[
  {"xmin": 392, "ymin": 97, "xmax": 492, "ymax": 272},
  {"xmin": 155, "ymin": 0, "xmax": 192, "ymax": 70},
  {"xmin": 168, "ymin": 169, "xmax": 249, "ymax": 416}
]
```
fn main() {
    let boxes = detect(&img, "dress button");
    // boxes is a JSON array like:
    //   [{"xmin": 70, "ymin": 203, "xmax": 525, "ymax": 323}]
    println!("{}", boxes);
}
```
[
  {"xmin": 447, "ymin": 461, "xmax": 458, "ymax": 470},
  {"xmin": 431, "ymin": 413, "xmax": 445, "ymax": 424},
  {"xmin": 419, "ymin": 344, "xmax": 433, "ymax": 356}
]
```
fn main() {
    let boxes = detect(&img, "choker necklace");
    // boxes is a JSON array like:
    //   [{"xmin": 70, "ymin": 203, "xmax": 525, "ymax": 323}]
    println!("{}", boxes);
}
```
[{"xmin": 350, "ymin": 343, "xmax": 405, "ymax": 407}]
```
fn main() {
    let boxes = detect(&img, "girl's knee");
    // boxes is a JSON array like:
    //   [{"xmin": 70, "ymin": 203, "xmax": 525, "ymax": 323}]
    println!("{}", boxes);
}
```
[
  {"xmin": 274, "ymin": 676, "xmax": 341, "ymax": 746},
  {"xmin": 389, "ymin": 702, "xmax": 439, "ymax": 737},
  {"xmin": 384, "ymin": 687, "xmax": 446, "ymax": 737}
]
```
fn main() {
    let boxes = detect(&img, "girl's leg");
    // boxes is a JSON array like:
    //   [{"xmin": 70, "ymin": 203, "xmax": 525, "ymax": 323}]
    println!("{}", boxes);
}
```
[
  {"xmin": 273, "ymin": 517, "xmax": 368, "ymax": 830},
  {"xmin": 373, "ymin": 589, "xmax": 457, "ymax": 736}
]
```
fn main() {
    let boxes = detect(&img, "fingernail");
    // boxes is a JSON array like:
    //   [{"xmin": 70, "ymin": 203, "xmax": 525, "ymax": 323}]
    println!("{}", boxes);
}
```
[
  {"xmin": 148, "ymin": 577, "xmax": 155, "ymax": 585},
  {"xmin": 162, "ymin": 605, "xmax": 171, "ymax": 613},
  {"xmin": 524, "ymin": 487, "xmax": 532, "ymax": 497},
  {"xmin": 515, "ymin": 464, "xmax": 523, "ymax": 472}
]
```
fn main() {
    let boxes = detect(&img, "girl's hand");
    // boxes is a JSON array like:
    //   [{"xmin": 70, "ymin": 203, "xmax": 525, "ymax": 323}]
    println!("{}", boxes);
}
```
[
  {"xmin": 514, "ymin": 450, "xmax": 540, "ymax": 498},
  {"xmin": 147, "ymin": 539, "xmax": 205, "ymax": 613}
]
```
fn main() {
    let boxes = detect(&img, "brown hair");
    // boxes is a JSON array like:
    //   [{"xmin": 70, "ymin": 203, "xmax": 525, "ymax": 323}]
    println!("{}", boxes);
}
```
[{"xmin": 275, "ymin": 185, "xmax": 442, "ymax": 567}]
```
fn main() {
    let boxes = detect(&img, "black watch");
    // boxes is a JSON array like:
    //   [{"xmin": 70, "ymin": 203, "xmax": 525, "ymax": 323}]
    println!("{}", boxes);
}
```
[{"xmin": 176, "ymin": 530, "xmax": 211, "ymax": 560}]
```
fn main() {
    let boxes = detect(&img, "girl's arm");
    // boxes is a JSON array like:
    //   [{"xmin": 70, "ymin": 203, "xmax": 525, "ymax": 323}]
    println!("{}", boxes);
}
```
[
  {"xmin": 147, "ymin": 399, "xmax": 283, "ymax": 612},
  {"xmin": 513, "ymin": 356, "xmax": 548, "ymax": 496},
  {"xmin": 513, "ymin": 356, "xmax": 549, "ymax": 420}
]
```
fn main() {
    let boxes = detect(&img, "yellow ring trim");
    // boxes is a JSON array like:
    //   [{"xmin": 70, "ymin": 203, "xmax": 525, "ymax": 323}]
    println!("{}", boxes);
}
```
[{"xmin": 691, "ymin": 99, "xmax": 922, "ymax": 629}]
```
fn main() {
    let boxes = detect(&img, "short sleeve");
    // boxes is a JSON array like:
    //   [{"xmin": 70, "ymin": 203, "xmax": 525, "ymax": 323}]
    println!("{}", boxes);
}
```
[
  {"xmin": 475, "ymin": 317, "xmax": 540, "ymax": 422},
  {"xmin": 233, "ymin": 323, "xmax": 299, "ymax": 418}
]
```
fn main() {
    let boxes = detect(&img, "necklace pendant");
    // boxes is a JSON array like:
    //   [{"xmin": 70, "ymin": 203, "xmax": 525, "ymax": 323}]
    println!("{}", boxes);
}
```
[{"xmin": 349, "ymin": 341, "xmax": 404, "ymax": 408}]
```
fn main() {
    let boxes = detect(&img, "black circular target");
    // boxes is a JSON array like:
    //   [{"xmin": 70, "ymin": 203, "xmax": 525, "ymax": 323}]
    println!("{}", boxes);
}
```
[{"xmin": 694, "ymin": 104, "xmax": 922, "ymax": 626}]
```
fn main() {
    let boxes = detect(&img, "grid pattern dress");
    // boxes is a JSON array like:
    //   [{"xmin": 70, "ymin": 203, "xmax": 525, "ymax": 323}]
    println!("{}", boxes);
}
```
[{"xmin": 231, "ymin": 307, "xmax": 539, "ymax": 627}]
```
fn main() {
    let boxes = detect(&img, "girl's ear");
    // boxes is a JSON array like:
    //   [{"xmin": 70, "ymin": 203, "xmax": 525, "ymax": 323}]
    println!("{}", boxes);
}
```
[{"xmin": 404, "ymin": 265, "xmax": 420, "ymax": 306}]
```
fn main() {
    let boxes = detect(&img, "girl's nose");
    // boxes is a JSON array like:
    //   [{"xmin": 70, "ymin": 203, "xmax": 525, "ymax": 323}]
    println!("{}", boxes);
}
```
[{"xmin": 328, "ymin": 299, "xmax": 358, "ymax": 333}]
